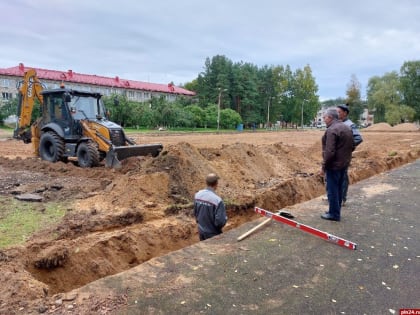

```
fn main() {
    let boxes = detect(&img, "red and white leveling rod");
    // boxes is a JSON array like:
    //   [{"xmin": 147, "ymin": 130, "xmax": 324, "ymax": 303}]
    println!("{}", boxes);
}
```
[{"xmin": 255, "ymin": 207, "xmax": 357, "ymax": 250}]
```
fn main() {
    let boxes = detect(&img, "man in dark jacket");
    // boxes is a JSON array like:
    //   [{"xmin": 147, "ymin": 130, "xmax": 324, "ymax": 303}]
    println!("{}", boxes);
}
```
[
  {"xmin": 194, "ymin": 173, "xmax": 227, "ymax": 240},
  {"xmin": 319, "ymin": 108, "xmax": 354, "ymax": 221}
]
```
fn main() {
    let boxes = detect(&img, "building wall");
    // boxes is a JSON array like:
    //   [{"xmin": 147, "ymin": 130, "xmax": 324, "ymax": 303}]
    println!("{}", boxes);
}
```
[
  {"xmin": 1, "ymin": 74, "xmax": 184, "ymax": 104},
  {"xmin": 0, "ymin": 77, "xmax": 17, "ymax": 102}
]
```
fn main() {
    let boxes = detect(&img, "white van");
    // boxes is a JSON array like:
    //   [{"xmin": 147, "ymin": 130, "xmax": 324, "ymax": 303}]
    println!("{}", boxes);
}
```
[{"xmin": 316, "ymin": 122, "xmax": 326, "ymax": 128}]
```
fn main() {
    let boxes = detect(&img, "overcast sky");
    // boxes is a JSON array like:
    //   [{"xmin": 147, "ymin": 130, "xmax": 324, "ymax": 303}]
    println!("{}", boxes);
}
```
[{"xmin": 1, "ymin": 0, "xmax": 419, "ymax": 100}]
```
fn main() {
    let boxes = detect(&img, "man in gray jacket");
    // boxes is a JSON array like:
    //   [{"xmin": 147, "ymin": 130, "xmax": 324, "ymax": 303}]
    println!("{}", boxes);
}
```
[
  {"xmin": 320, "ymin": 108, "xmax": 354, "ymax": 221},
  {"xmin": 337, "ymin": 104, "xmax": 363, "ymax": 205},
  {"xmin": 194, "ymin": 173, "xmax": 227, "ymax": 240}
]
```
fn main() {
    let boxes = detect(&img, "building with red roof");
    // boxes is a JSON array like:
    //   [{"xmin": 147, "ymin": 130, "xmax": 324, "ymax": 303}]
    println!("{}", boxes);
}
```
[{"xmin": 0, "ymin": 63, "xmax": 195, "ymax": 103}]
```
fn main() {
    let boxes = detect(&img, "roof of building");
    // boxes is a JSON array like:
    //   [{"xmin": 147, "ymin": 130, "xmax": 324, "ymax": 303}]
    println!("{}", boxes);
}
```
[{"xmin": 0, "ymin": 63, "xmax": 195, "ymax": 96}]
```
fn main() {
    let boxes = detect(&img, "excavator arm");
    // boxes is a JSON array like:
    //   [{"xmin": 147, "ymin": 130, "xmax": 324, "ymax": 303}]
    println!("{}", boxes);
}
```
[{"xmin": 13, "ymin": 69, "xmax": 44, "ymax": 143}]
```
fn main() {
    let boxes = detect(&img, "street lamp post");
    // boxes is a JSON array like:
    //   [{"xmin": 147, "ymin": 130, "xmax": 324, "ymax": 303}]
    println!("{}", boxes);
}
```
[
  {"xmin": 217, "ymin": 88, "xmax": 227, "ymax": 131},
  {"xmin": 267, "ymin": 97, "xmax": 271, "ymax": 129},
  {"xmin": 301, "ymin": 99, "xmax": 307, "ymax": 129}
]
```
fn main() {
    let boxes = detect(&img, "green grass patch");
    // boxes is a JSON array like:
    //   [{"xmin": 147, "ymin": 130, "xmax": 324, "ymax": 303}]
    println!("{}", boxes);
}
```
[
  {"xmin": 123, "ymin": 127, "xmax": 236, "ymax": 133},
  {"xmin": 0, "ymin": 196, "xmax": 67, "ymax": 249}
]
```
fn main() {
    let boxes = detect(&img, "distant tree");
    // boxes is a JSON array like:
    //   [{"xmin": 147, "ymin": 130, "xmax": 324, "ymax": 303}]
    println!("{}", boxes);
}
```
[
  {"xmin": 345, "ymin": 74, "xmax": 364, "ymax": 124},
  {"xmin": 184, "ymin": 104, "xmax": 206, "ymax": 128},
  {"xmin": 196, "ymin": 55, "xmax": 232, "ymax": 108},
  {"xmin": 0, "ymin": 98, "xmax": 18, "ymax": 125},
  {"xmin": 204, "ymin": 104, "xmax": 218, "ymax": 128},
  {"xmin": 366, "ymin": 72, "xmax": 402, "ymax": 123},
  {"xmin": 274, "ymin": 65, "xmax": 294, "ymax": 124},
  {"xmin": 230, "ymin": 61, "xmax": 259, "ymax": 123},
  {"xmin": 220, "ymin": 108, "xmax": 242, "ymax": 129},
  {"xmin": 385, "ymin": 104, "xmax": 416, "ymax": 126},
  {"xmin": 292, "ymin": 65, "xmax": 319, "ymax": 126},
  {"xmin": 134, "ymin": 104, "xmax": 157, "ymax": 128},
  {"xmin": 104, "ymin": 94, "xmax": 131, "ymax": 127},
  {"xmin": 257, "ymin": 65, "xmax": 276, "ymax": 125},
  {"xmin": 183, "ymin": 79, "xmax": 199, "ymax": 93},
  {"xmin": 322, "ymin": 98, "xmax": 346, "ymax": 109},
  {"xmin": 400, "ymin": 60, "xmax": 420, "ymax": 120}
]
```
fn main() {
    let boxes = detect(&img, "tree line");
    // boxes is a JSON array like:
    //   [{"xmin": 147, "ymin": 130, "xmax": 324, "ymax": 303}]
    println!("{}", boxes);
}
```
[{"xmin": 1, "ymin": 58, "xmax": 419, "ymax": 128}]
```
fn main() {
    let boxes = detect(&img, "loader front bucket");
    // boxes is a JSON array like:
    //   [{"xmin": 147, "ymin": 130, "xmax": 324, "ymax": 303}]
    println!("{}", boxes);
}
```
[{"xmin": 105, "ymin": 143, "xmax": 163, "ymax": 168}]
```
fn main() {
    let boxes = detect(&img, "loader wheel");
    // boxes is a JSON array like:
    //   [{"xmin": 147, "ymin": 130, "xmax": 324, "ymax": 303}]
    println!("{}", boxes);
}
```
[
  {"xmin": 39, "ymin": 131, "xmax": 65, "ymax": 163},
  {"xmin": 77, "ymin": 141, "xmax": 100, "ymax": 168}
]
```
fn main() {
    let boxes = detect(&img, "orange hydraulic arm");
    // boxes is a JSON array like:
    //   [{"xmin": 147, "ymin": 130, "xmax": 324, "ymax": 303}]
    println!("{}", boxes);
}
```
[{"xmin": 13, "ymin": 69, "xmax": 44, "ymax": 143}]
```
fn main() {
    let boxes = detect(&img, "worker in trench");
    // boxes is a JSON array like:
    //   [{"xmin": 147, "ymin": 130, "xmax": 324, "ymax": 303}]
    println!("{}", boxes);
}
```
[{"xmin": 193, "ymin": 173, "xmax": 228, "ymax": 241}]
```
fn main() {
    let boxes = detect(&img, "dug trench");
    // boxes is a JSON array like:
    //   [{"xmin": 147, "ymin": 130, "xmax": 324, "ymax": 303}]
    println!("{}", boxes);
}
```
[{"xmin": 0, "ymin": 129, "xmax": 419, "ymax": 309}]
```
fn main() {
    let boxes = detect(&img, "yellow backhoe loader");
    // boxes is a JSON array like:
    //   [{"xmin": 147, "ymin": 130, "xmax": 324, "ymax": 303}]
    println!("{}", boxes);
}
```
[{"xmin": 13, "ymin": 69, "xmax": 162, "ymax": 168}]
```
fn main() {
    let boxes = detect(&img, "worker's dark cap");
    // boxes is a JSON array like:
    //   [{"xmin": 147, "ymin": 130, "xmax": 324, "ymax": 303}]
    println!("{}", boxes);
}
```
[
  {"xmin": 206, "ymin": 173, "xmax": 219, "ymax": 186},
  {"xmin": 337, "ymin": 104, "xmax": 349, "ymax": 113}
]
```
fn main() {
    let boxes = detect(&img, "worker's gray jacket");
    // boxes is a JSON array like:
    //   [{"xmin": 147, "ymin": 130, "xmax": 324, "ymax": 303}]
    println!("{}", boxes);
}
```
[
  {"xmin": 194, "ymin": 188, "xmax": 227, "ymax": 236},
  {"xmin": 343, "ymin": 118, "xmax": 363, "ymax": 147}
]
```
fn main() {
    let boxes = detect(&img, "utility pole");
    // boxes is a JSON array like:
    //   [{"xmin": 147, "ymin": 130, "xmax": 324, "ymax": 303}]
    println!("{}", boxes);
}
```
[
  {"xmin": 217, "ymin": 88, "xmax": 227, "ymax": 131},
  {"xmin": 301, "ymin": 99, "xmax": 307, "ymax": 129}
]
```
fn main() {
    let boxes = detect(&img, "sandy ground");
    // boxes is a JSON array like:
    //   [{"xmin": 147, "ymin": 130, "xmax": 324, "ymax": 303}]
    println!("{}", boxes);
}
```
[{"xmin": 0, "ymin": 123, "xmax": 419, "ymax": 314}]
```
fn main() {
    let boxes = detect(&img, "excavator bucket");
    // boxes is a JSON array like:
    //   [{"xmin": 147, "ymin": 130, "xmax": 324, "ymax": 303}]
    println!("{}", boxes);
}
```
[{"xmin": 105, "ymin": 143, "xmax": 163, "ymax": 168}]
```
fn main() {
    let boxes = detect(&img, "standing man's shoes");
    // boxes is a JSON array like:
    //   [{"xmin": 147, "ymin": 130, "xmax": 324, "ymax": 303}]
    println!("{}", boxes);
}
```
[{"xmin": 321, "ymin": 213, "xmax": 340, "ymax": 221}]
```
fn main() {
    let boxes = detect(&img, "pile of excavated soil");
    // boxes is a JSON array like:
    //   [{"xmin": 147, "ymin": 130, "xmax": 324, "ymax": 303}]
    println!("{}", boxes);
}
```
[
  {"xmin": 392, "ymin": 122, "xmax": 419, "ymax": 131},
  {"xmin": 0, "ymin": 130, "xmax": 420, "ymax": 314},
  {"xmin": 364, "ymin": 122, "xmax": 393, "ymax": 131},
  {"xmin": 365, "ymin": 122, "xmax": 419, "ymax": 132}
]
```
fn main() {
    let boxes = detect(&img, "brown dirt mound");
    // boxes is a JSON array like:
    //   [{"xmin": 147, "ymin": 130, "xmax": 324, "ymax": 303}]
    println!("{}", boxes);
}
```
[
  {"xmin": 364, "ymin": 122, "xmax": 393, "ymax": 131},
  {"xmin": 365, "ymin": 122, "xmax": 419, "ymax": 132},
  {"xmin": 392, "ymin": 123, "xmax": 419, "ymax": 131}
]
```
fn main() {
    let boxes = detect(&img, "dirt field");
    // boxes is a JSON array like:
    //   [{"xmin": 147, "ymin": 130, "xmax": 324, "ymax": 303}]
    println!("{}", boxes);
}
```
[{"xmin": 0, "ymin": 123, "xmax": 419, "ymax": 314}]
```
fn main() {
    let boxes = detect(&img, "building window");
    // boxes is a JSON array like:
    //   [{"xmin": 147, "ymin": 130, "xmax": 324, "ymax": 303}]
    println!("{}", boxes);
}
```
[
  {"xmin": 166, "ymin": 94, "xmax": 176, "ymax": 101},
  {"xmin": 128, "ymin": 90, "xmax": 135, "ymax": 99},
  {"xmin": 1, "ymin": 79, "xmax": 11, "ymax": 87},
  {"xmin": 1, "ymin": 92, "xmax": 13, "ymax": 99}
]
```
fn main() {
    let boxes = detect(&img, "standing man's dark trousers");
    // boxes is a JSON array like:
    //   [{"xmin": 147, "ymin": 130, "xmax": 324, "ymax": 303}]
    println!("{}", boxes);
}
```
[
  {"xmin": 326, "ymin": 168, "xmax": 346, "ymax": 220},
  {"xmin": 342, "ymin": 167, "xmax": 349, "ymax": 204}
]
